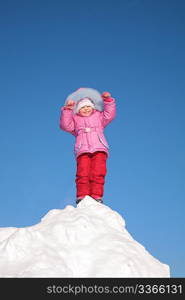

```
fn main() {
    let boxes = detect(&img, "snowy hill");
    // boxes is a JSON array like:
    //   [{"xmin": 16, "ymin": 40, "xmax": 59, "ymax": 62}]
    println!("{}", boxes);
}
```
[{"xmin": 0, "ymin": 196, "xmax": 170, "ymax": 277}]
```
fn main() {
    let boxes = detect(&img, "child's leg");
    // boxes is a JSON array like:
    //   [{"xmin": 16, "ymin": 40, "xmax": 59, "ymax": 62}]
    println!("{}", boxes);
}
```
[
  {"xmin": 90, "ymin": 152, "xmax": 107, "ymax": 199},
  {"xmin": 76, "ymin": 153, "xmax": 91, "ymax": 199}
]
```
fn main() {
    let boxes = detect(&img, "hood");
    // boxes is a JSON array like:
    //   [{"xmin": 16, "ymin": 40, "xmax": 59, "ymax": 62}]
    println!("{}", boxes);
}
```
[{"xmin": 65, "ymin": 87, "xmax": 104, "ymax": 113}]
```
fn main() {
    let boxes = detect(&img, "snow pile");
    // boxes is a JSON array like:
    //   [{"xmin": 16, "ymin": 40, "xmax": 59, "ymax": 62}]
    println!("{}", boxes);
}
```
[{"xmin": 0, "ymin": 196, "xmax": 170, "ymax": 277}]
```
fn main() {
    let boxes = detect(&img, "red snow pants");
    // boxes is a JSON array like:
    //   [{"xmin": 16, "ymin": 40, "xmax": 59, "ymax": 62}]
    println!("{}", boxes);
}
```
[{"xmin": 76, "ymin": 151, "xmax": 107, "ymax": 199}]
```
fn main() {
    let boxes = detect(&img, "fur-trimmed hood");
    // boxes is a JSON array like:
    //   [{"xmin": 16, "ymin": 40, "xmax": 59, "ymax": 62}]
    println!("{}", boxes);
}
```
[{"xmin": 65, "ymin": 87, "xmax": 104, "ymax": 114}]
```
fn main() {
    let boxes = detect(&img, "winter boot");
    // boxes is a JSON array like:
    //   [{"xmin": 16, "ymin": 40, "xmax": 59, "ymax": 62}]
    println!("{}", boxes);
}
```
[
  {"xmin": 76, "ymin": 196, "xmax": 86, "ymax": 205},
  {"xmin": 76, "ymin": 198, "xmax": 83, "ymax": 205},
  {"xmin": 94, "ymin": 198, "xmax": 103, "ymax": 204}
]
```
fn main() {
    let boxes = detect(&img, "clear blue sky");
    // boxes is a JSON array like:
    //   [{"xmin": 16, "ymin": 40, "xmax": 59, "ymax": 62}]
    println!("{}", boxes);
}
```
[{"xmin": 0, "ymin": 0, "xmax": 184, "ymax": 277}]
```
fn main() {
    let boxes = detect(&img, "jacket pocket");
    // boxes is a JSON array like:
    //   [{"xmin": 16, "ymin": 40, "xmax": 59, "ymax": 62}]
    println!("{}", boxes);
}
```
[
  {"xmin": 98, "ymin": 134, "xmax": 109, "ymax": 149},
  {"xmin": 75, "ymin": 141, "xmax": 82, "ymax": 154}
]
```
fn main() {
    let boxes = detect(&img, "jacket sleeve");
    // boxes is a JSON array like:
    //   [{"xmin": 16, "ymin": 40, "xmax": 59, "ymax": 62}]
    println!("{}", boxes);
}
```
[
  {"xmin": 101, "ymin": 97, "xmax": 116, "ymax": 127},
  {"xmin": 59, "ymin": 108, "xmax": 76, "ymax": 136}
]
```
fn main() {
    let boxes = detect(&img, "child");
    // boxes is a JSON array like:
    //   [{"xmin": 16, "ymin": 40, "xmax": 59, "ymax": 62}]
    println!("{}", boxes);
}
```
[{"xmin": 60, "ymin": 90, "xmax": 116, "ymax": 204}]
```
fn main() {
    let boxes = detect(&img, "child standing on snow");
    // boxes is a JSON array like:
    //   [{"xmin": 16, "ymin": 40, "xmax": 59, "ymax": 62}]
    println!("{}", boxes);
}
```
[{"xmin": 60, "ymin": 90, "xmax": 116, "ymax": 204}]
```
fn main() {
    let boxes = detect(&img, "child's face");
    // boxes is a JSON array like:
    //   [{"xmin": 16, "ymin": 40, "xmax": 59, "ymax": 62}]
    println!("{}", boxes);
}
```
[{"xmin": 79, "ymin": 105, "xmax": 93, "ymax": 117}]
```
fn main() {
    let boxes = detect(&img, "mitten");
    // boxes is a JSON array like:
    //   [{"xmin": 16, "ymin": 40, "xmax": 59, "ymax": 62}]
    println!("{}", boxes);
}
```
[
  {"xmin": 64, "ymin": 100, "xmax": 75, "ymax": 110},
  {"xmin": 101, "ymin": 91, "xmax": 113, "ymax": 102}
]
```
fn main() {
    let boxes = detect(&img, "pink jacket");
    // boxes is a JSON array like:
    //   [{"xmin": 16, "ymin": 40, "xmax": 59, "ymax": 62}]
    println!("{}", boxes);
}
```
[{"xmin": 60, "ymin": 98, "xmax": 116, "ymax": 159}]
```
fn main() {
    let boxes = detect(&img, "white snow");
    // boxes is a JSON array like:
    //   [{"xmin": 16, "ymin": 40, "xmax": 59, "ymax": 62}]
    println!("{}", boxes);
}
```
[{"xmin": 0, "ymin": 196, "xmax": 170, "ymax": 277}]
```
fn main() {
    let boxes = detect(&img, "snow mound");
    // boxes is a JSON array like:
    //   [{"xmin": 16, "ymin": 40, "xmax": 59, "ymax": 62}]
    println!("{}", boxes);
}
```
[{"xmin": 0, "ymin": 196, "xmax": 170, "ymax": 277}]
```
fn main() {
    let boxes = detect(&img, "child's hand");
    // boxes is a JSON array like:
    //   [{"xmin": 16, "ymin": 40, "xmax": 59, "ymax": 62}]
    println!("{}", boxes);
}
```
[
  {"xmin": 102, "ymin": 91, "xmax": 112, "ymax": 100},
  {"xmin": 65, "ymin": 100, "xmax": 75, "ymax": 110}
]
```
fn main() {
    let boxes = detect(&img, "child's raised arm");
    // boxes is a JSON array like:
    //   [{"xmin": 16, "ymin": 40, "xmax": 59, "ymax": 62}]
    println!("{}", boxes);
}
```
[
  {"xmin": 60, "ymin": 100, "xmax": 76, "ymax": 135},
  {"xmin": 101, "ymin": 92, "xmax": 116, "ymax": 127}
]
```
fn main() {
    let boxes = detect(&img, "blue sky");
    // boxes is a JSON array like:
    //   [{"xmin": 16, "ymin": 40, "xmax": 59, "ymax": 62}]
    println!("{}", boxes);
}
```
[{"xmin": 0, "ymin": 0, "xmax": 184, "ymax": 277}]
